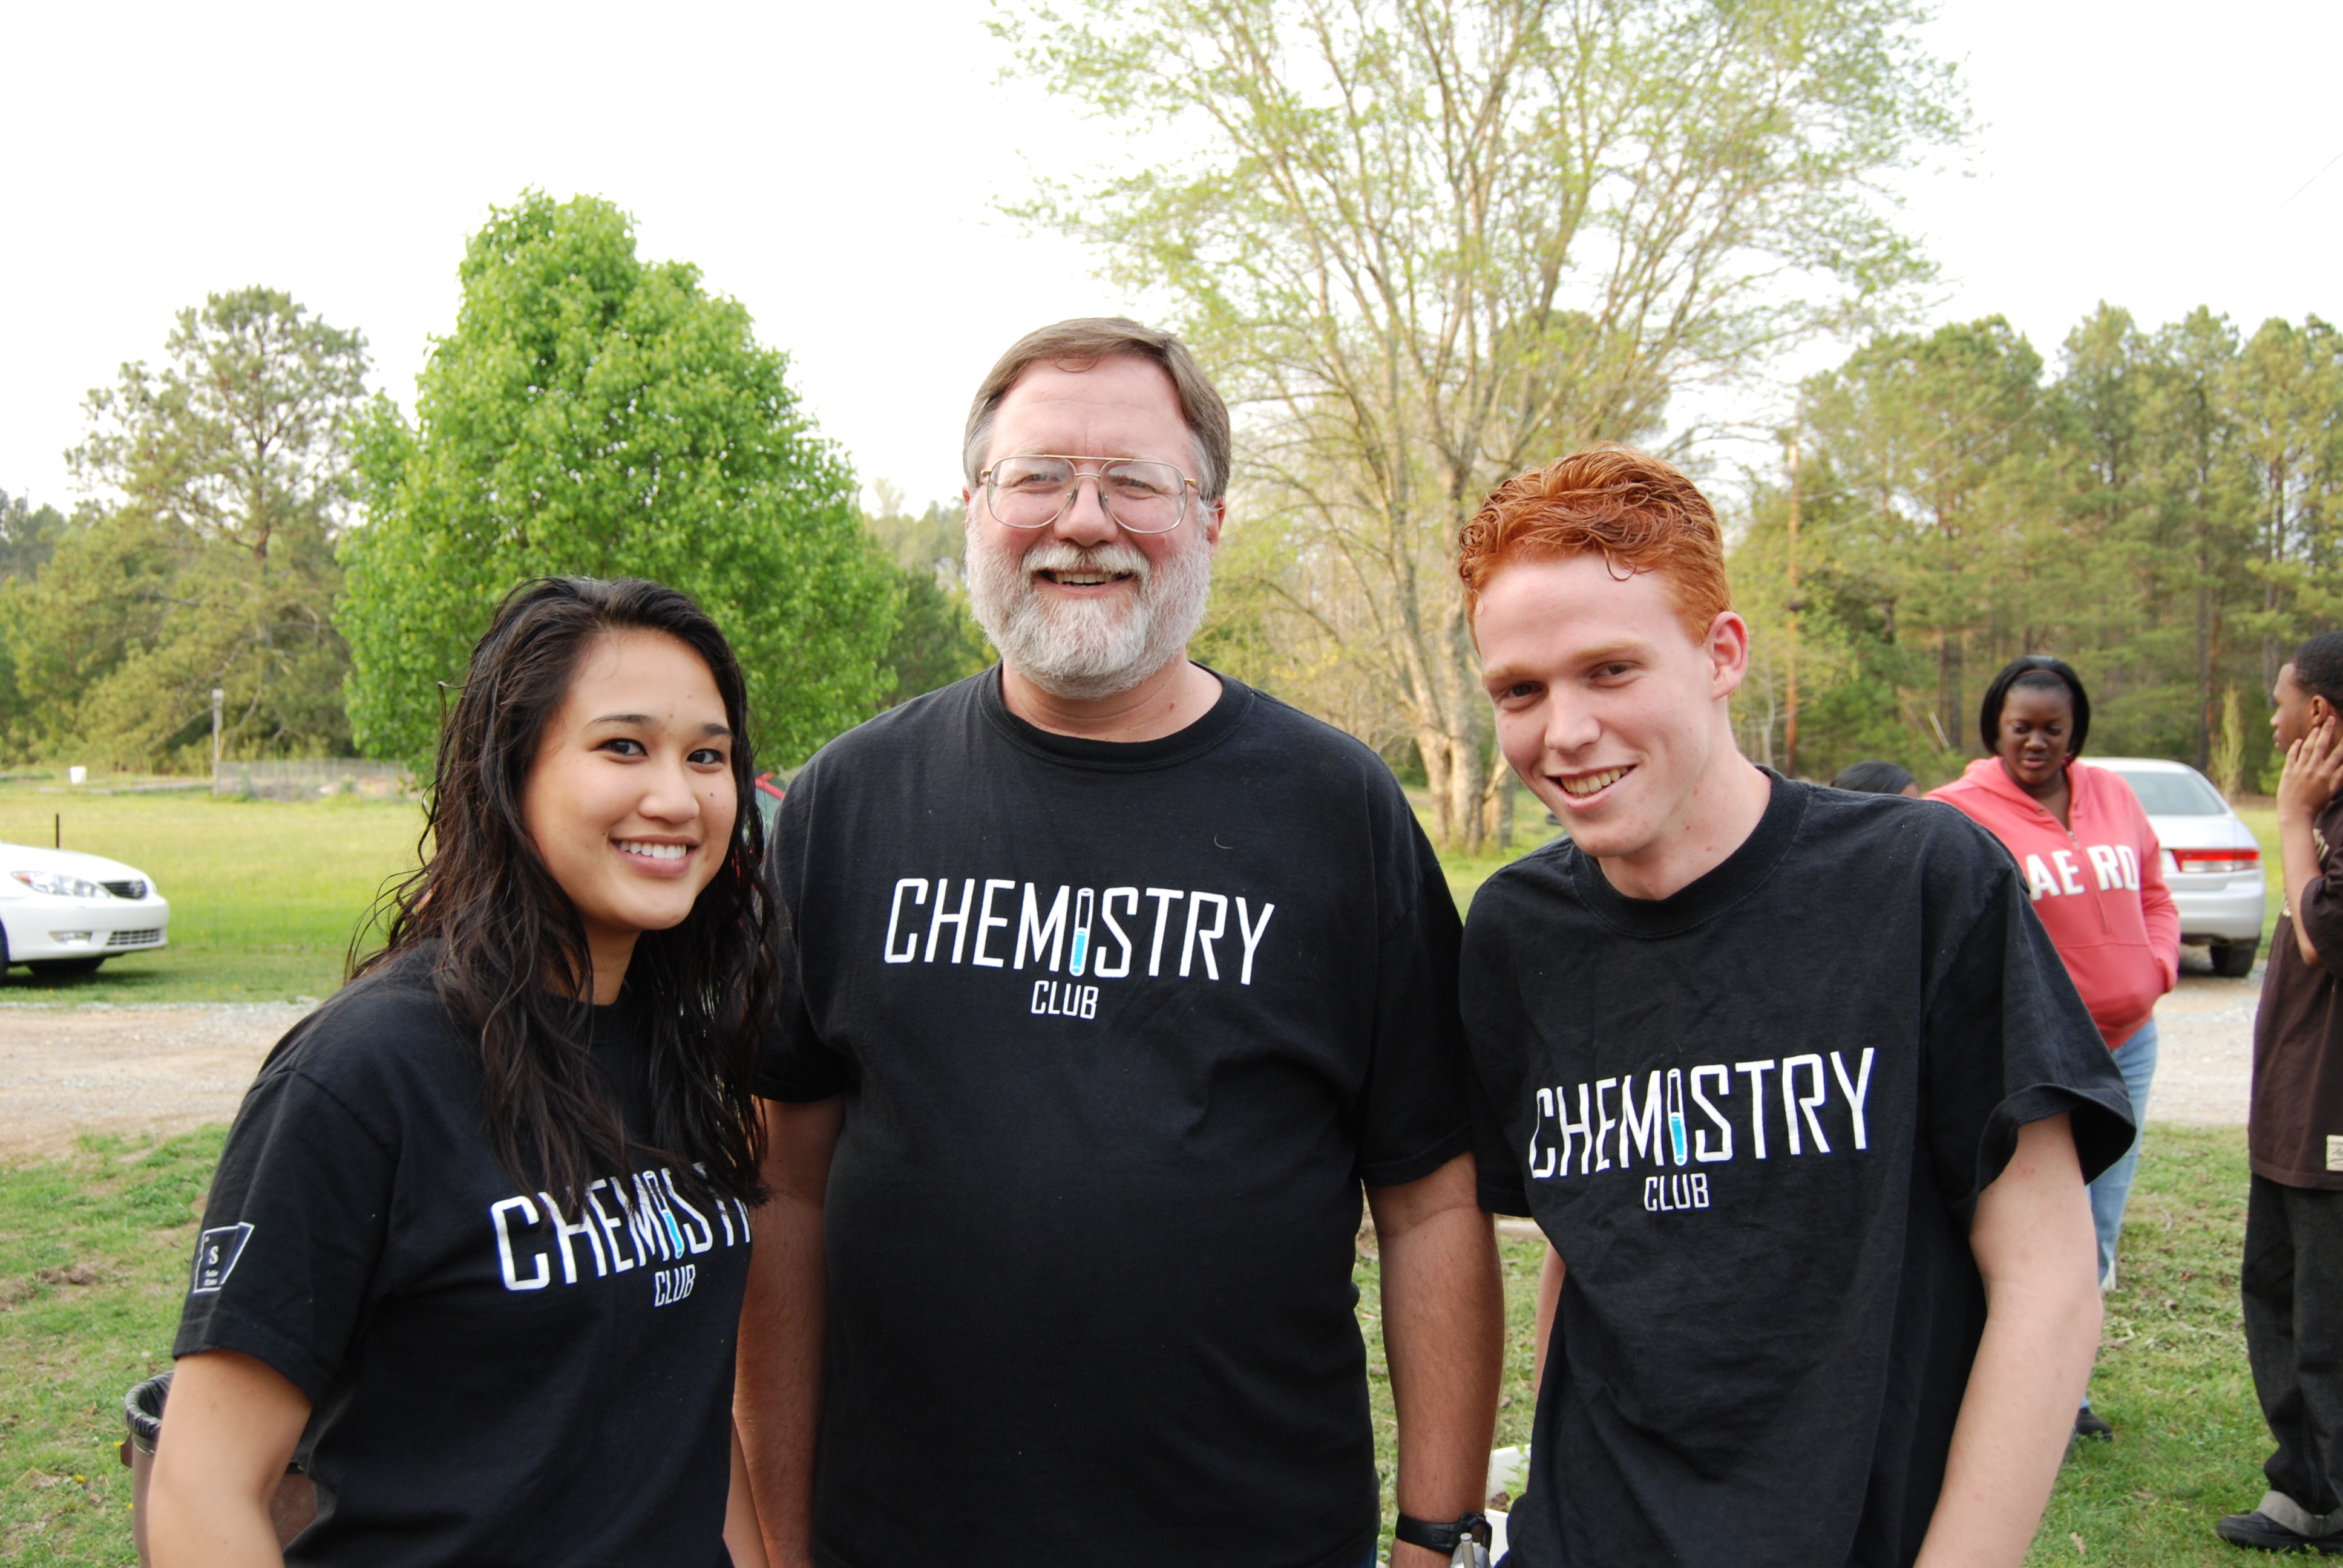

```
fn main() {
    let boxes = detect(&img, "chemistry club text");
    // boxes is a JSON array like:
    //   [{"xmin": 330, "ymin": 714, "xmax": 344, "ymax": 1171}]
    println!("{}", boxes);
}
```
[
  {"xmin": 880, "ymin": 877, "xmax": 1276, "ymax": 1018},
  {"xmin": 1529, "ymin": 1051, "xmax": 1877, "ymax": 1213},
  {"xmin": 488, "ymin": 1166, "xmax": 753, "ymax": 1306}
]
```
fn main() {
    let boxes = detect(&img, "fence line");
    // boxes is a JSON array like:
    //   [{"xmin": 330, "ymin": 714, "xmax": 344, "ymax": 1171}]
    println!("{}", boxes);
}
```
[{"xmin": 213, "ymin": 759, "xmax": 416, "ymax": 802}]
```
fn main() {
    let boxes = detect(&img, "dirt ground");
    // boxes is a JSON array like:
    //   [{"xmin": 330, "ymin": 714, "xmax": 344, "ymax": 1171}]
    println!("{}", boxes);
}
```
[
  {"xmin": 2145, "ymin": 960, "xmax": 2261, "ymax": 1126},
  {"xmin": 0, "ymin": 1000, "xmax": 315, "ymax": 1158},
  {"xmin": 0, "ymin": 959, "xmax": 2270, "ymax": 1162}
]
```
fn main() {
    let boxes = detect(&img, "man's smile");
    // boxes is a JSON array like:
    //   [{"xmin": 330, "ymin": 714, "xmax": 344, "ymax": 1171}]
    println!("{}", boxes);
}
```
[
  {"xmin": 1555, "ymin": 765, "xmax": 1634, "ymax": 802},
  {"xmin": 1038, "ymin": 568, "xmax": 1136, "ymax": 589}
]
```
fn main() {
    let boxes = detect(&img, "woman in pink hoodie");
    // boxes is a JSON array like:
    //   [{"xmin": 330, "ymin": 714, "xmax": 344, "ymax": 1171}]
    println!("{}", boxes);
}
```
[{"xmin": 1930, "ymin": 655, "xmax": 2179, "ymax": 1442}]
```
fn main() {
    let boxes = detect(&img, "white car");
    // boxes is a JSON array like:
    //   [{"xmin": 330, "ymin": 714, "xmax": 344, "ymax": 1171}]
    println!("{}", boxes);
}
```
[
  {"xmin": 2092, "ymin": 757, "xmax": 2266, "ymax": 977},
  {"xmin": 0, "ymin": 843, "xmax": 171, "ymax": 978}
]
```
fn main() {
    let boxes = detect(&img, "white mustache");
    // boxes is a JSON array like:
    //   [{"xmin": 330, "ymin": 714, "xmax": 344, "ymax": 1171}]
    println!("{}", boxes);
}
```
[{"xmin": 1018, "ymin": 540, "xmax": 1151, "ymax": 581}]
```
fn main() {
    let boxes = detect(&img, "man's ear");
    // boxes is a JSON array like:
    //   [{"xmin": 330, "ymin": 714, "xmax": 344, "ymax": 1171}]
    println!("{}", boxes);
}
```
[{"xmin": 1706, "ymin": 611, "xmax": 1751, "ymax": 700}]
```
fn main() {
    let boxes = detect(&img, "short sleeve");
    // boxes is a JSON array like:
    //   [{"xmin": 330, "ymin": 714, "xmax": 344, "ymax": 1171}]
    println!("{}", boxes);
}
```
[
  {"xmin": 1922, "ymin": 841, "xmax": 2135, "ymax": 1215},
  {"xmin": 1457, "ymin": 881, "xmax": 1536, "ymax": 1218},
  {"xmin": 1353, "ymin": 813, "xmax": 1473, "ymax": 1190},
  {"xmin": 751, "ymin": 766, "xmax": 856, "ymax": 1104},
  {"xmin": 174, "ymin": 1065, "xmax": 396, "ymax": 1402}
]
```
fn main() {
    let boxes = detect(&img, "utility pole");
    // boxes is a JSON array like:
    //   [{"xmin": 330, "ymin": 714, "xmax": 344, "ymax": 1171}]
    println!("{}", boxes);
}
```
[{"xmin": 1785, "ymin": 405, "xmax": 1803, "ymax": 779}]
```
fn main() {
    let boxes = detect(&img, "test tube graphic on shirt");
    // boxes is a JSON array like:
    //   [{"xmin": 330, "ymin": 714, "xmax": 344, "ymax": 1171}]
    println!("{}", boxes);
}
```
[
  {"xmin": 1070, "ymin": 888, "xmax": 1095, "ymax": 977},
  {"xmin": 1666, "ymin": 1068, "xmax": 1688, "ymax": 1166}
]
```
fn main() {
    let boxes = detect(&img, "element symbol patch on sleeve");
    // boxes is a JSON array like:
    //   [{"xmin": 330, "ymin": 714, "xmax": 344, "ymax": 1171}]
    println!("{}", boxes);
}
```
[
  {"xmin": 189, "ymin": 1223, "xmax": 254, "ymax": 1295},
  {"xmin": 2328, "ymin": 1136, "xmax": 2343, "ymax": 1174}
]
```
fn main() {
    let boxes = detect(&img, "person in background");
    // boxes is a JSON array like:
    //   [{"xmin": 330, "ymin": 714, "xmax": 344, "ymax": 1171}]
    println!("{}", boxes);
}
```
[
  {"xmin": 1929, "ymin": 654, "xmax": 2178, "ymax": 1443},
  {"xmin": 1832, "ymin": 759, "xmax": 1924, "ymax": 797},
  {"xmin": 151, "ymin": 578, "xmax": 776, "ymax": 1568},
  {"xmin": 1460, "ymin": 446, "xmax": 2129, "ymax": 1566},
  {"xmin": 2218, "ymin": 633, "xmax": 2343, "ymax": 1553}
]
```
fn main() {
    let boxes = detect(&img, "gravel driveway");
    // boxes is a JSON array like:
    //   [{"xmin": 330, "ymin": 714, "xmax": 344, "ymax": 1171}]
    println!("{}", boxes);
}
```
[
  {"xmin": 0, "ymin": 1000, "xmax": 315, "ymax": 1158},
  {"xmin": 0, "ymin": 961, "xmax": 2272, "ymax": 1162}
]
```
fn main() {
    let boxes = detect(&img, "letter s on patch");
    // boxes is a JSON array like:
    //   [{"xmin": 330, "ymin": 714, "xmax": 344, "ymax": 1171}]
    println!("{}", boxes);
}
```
[{"xmin": 189, "ymin": 1222, "xmax": 255, "ymax": 1295}]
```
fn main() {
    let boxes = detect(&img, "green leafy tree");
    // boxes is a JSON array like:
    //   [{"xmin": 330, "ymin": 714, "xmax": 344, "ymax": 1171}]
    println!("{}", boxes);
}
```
[
  {"xmin": 342, "ymin": 192, "xmax": 898, "ymax": 771},
  {"xmin": 885, "ymin": 566, "xmax": 993, "ymax": 704},
  {"xmin": 0, "ymin": 491, "xmax": 64, "ymax": 586},
  {"xmin": 1796, "ymin": 317, "xmax": 2046, "ymax": 757},
  {"xmin": 7, "ymin": 290, "xmax": 366, "ymax": 766},
  {"xmin": 863, "ymin": 489, "xmax": 992, "ymax": 705},
  {"xmin": 0, "ymin": 491, "xmax": 69, "ymax": 751},
  {"xmin": 2147, "ymin": 310, "xmax": 2261, "ymax": 769},
  {"xmin": 1003, "ymin": 0, "xmax": 1965, "ymax": 846},
  {"xmin": 1732, "ymin": 304, "xmax": 2330, "ymax": 788},
  {"xmin": 2230, "ymin": 316, "xmax": 2343, "ymax": 689}
]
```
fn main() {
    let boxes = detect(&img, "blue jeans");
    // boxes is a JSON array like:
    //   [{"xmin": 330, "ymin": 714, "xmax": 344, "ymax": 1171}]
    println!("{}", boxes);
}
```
[{"xmin": 2088, "ymin": 1019, "xmax": 2160, "ymax": 1289}]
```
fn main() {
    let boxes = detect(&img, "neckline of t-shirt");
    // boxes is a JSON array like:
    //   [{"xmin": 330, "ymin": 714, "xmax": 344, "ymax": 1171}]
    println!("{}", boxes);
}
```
[
  {"xmin": 976, "ymin": 663, "xmax": 1254, "ymax": 771},
  {"xmin": 1568, "ymin": 768, "xmax": 1810, "ymax": 938}
]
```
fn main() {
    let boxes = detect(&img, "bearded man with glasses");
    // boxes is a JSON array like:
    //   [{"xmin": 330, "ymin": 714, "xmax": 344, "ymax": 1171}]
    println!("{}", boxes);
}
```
[{"xmin": 736, "ymin": 318, "xmax": 1504, "ymax": 1568}]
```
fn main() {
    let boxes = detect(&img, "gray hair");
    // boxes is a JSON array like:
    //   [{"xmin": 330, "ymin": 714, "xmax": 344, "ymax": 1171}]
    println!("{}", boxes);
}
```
[{"xmin": 962, "ymin": 318, "xmax": 1231, "ymax": 503}]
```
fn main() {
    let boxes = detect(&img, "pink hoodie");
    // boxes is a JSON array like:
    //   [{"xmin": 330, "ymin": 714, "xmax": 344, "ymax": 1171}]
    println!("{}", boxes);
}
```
[{"xmin": 1929, "ymin": 758, "xmax": 2181, "ymax": 1049}]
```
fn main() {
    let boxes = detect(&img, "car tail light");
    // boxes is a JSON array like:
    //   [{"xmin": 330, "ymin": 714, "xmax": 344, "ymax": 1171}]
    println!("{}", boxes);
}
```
[{"xmin": 2172, "ymin": 847, "xmax": 2261, "ymax": 873}]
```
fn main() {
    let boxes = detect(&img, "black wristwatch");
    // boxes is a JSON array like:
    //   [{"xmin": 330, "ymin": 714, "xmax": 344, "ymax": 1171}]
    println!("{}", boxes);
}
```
[{"xmin": 1395, "ymin": 1511, "xmax": 1492, "ymax": 1564}]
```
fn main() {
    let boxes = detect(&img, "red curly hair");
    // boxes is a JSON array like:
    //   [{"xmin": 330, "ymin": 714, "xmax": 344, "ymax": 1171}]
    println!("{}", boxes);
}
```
[{"xmin": 1458, "ymin": 445, "xmax": 1731, "ymax": 642}]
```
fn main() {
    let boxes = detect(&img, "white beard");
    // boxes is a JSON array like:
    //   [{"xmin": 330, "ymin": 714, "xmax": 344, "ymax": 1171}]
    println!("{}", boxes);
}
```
[{"xmin": 965, "ymin": 526, "xmax": 1214, "ymax": 701}]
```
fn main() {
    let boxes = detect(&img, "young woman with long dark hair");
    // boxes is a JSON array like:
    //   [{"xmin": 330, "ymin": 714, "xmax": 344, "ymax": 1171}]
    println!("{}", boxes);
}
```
[
  {"xmin": 1930, "ymin": 653, "xmax": 2178, "ymax": 1442},
  {"xmin": 149, "ymin": 578, "xmax": 778, "ymax": 1567}
]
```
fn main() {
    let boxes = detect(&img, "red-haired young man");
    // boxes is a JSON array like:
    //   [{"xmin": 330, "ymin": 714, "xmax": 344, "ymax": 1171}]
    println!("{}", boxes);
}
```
[{"xmin": 1456, "ymin": 446, "xmax": 2134, "ymax": 1566}]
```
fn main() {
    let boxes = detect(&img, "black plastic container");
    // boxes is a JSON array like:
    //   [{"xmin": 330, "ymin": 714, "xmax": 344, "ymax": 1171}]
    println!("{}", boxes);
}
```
[{"xmin": 120, "ymin": 1370, "xmax": 316, "ymax": 1564}]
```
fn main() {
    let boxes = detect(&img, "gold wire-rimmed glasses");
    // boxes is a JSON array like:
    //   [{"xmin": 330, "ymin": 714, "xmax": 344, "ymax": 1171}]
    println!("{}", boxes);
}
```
[{"xmin": 977, "ymin": 453, "xmax": 1200, "ymax": 534}]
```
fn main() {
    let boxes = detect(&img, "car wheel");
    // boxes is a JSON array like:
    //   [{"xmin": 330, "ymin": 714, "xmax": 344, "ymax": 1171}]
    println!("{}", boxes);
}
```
[
  {"xmin": 2211, "ymin": 938, "xmax": 2260, "ymax": 978},
  {"xmin": 27, "ymin": 957, "xmax": 105, "ymax": 978}
]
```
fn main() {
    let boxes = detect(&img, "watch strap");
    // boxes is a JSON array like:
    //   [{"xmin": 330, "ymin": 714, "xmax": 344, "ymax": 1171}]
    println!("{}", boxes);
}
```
[{"xmin": 1395, "ymin": 1512, "xmax": 1491, "ymax": 1554}]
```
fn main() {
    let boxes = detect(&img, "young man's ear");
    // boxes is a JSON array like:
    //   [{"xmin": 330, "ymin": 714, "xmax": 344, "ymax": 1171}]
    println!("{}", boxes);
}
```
[{"xmin": 1705, "ymin": 611, "xmax": 1752, "ymax": 699}]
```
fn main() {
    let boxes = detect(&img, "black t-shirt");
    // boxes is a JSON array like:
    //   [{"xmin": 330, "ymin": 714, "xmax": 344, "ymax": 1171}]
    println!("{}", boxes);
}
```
[
  {"xmin": 175, "ymin": 954, "xmax": 755, "ymax": 1567},
  {"xmin": 1463, "ymin": 776, "xmax": 2132, "ymax": 1568},
  {"xmin": 759, "ymin": 667, "xmax": 1470, "ymax": 1568}
]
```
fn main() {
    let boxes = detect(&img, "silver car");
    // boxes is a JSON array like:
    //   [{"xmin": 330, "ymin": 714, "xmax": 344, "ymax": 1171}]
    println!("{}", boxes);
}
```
[{"xmin": 2091, "ymin": 757, "xmax": 2266, "ymax": 976}]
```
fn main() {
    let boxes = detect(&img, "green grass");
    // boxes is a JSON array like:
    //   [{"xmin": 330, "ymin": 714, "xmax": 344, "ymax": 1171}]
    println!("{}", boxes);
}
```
[
  {"xmin": 2236, "ymin": 802, "xmax": 2284, "ymax": 947},
  {"xmin": 2030, "ymin": 1126, "xmax": 2267, "ymax": 1564},
  {"xmin": 0, "ymin": 1128, "xmax": 222, "ymax": 1566},
  {"xmin": 1412, "ymin": 785, "xmax": 1561, "ymax": 912},
  {"xmin": 0, "ymin": 788, "xmax": 421, "ymax": 1003},
  {"xmin": 0, "ymin": 1126, "xmax": 2275, "ymax": 1564}
]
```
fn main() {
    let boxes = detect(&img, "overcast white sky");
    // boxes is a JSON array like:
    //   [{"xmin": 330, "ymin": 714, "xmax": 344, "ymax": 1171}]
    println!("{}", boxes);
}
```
[{"xmin": 3, "ymin": 0, "xmax": 2338, "ymax": 516}]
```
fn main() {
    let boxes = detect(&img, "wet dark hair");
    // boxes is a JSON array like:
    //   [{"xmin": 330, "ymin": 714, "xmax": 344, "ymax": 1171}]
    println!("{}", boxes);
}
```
[
  {"xmin": 2293, "ymin": 632, "xmax": 2343, "ymax": 709},
  {"xmin": 1978, "ymin": 655, "xmax": 2091, "ymax": 760},
  {"xmin": 1831, "ymin": 760, "xmax": 1914, "ymax": 795},
  {"xmin": 355, "ymin": 577, "xmax": 775, "ymax": 1207}
]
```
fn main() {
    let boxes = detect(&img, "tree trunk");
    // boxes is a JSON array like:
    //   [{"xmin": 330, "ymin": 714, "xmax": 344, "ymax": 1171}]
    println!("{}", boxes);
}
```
[
  {"xmin": 1418, "ymin": 730, "xmax": 1455, "ymax": 847},
  {"xmin": 2193, "ymin": 564, "xmax": 2215, "ymax": 773},
  {"xmin": 1432, "ymin": 729, "xmax": 1482, "ymax": 855},
  {"xmin": 1480, "ymin": 746, "xmax": 1516, "ymax": 851},
  {"xmin": 1937, "ymin": 634, "xmax": 1965, "ymax": 756}
]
